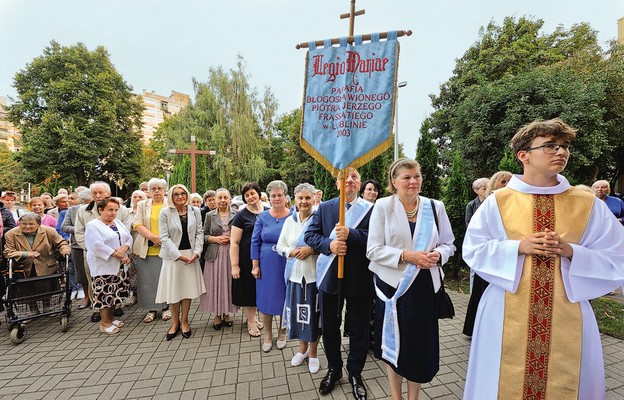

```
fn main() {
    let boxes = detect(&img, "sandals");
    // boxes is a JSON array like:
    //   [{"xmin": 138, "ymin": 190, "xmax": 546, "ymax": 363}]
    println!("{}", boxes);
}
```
[
  {"xmin": 248, "ymin": 327, "xmax": 261, "ymax": 337},
  {"xmin": 223, "ymin": 315, "xmax": 233, "ymax": 327},
  {"xmin": 161, "ymin": 309, "xmax": 172, "ymax": 321},
  {"xmin": 99, "ymin": 324, "xmax": 120, "ymax": 334},
  {"xmin": 143, "ymin": 311, "xmax": 156, "ymax": 323},
  {"xmin": 213, "ymin": 316, "xmax": 223, "ymax": 330},
  {"xmin": 112, "ymin": 320, "xmax": 125, "ymax": 328}
]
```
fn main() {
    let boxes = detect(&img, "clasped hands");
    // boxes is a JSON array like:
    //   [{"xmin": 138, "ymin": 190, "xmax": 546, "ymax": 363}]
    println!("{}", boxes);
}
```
[
  {"xmin": 177, "ymin": 253, "xmax": 199, "ymax": 265},
  {"xmin": 212, "ymin": 235, "xmax": 230, "ymax": 245},
  {"xmin": 518, "ymin": 228, "xmax": 573, "ymax": 258},
  {"xmin": 402, "ymin": 250, "xmax": 440, "ymax": 269},
  {"xmin": 289, "ymin": 246, "xmax": 314, "ymax": 260},
  {"xmin": 111, "ymin": 245, "xmax": 131, "ymax": 265},
  {"xmin": 329, "ymin": 225, "xmax": 349, "ymax": 256}
]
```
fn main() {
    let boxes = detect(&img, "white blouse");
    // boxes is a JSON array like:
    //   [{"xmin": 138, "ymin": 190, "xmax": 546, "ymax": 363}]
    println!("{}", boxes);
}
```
[
  {"xmin": 85, "ymin": 219, "xmax": 133, "ymax": 277},
  {"xmin": 275, "ymin": 213, "xmax": 317, "ymax": 284}
]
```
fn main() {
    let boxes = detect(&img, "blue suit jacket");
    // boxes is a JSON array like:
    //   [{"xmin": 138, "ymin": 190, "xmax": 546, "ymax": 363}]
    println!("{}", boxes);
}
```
[{"xmin": 304, "ymin": 197, "xmax": 373, "ymax": 297}]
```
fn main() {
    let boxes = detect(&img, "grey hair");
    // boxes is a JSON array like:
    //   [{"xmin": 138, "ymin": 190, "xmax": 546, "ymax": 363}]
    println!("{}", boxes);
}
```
[
  {"xmin": 148, "ymin": 177, "xmax": 168, "ymax": 191},
  {"xmin": 74, "ymin": 186, "xmax": 89, "ymax": 193},
  {"xmin": 189, "ymin": 192, "xmax": 203, "ymax": 203},
  {"xmin": 266, "ymin": 180, "xmax": 288, "ymax": 196},
  {"xmin": 90, "ymin": 181, "xmax": 111, "ymax": 194},
  {"xmin": 77, "ymin": 191, "xmax": 93, "ymax": 203},
  {"xmin": 472, "ymin": 178, "xmax": 490, "ymax": 191},
  {"xmin": 294, "ymin": 183, "xmax": 316, "ymax": 197},
  {"xmin": 131, "ymin": 190, "xmax": 147, "ymax": 208},
  {"xmin": 215, "ymin": 188, "xmax": 231, "ymax": 197},
  {"xmin": 19, "ymin": 212, "xmax": 41, "ymax": 225}
]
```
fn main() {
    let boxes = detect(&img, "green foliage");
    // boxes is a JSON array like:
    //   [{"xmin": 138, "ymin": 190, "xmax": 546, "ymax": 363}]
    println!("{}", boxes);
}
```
[
  {"xmin": 416, "ymin": 120, "xmax": 442, "ymax": 199},
  {"xmin": 152, "ymin": 57, "xmax": 272, "ymax": 194},
  {"xmin": 0, "ymin": 143, "xmax": 26, "ymax": 191},
  {"xmin": 442, "ymin": 150, "xmax": 470, "ymax": 278},
  {"xmin": 275, "ymin": 109, "xmax": 316, "ymax": 193},
  {"xmin": 428, "ymin": 16, "xmax": 622, "ymax": 185},
  {"xmin": 498, "ymin": 147, "xmax": 522, "ymax": 174},
  {"xmin": 9, "ymin": 41, "xmax": 143, "ymax": 191}
]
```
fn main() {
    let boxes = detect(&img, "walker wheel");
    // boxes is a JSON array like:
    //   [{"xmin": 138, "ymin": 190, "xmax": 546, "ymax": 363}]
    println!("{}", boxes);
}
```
[
  {"xmin": 60, "ymin": 315, "xmax": 69, "ymax": 332},
  {"xmin": 10, "ymin": 325, "xmax": 26, "ymax": 344}
]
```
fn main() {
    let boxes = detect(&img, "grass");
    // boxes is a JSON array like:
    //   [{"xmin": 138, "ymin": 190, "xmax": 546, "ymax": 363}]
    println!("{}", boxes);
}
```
[
  {"xmin": 591, "ymin": 297, "xmax": 624, "ymax": 340},
  {"xmin": 445, "ymin": 276, "xmax": 624, "ymax": 340}
]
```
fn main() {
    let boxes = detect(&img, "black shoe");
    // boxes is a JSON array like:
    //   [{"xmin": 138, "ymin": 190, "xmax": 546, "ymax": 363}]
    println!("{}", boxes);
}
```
[
  {"xmin": 319, "ymin": 368, "xmax": 342, "ymax": 395},
  {"xmin": 182, "ymin": 328, "xmax": 192, "ymax": 339},
  {"xmin": 165, "ymin": 327, "xmax": 180, "ymax": 341},
  {"xmin": 90, "ymin": 313, "xmax": 101, "ymax": 323},
  {"xmin": 349, "ymin": 374, "xmax": 367, "ymax": 400},
  {"xmin": 113, "ymin": 308, "xmax": 124, "ymax": 317}
]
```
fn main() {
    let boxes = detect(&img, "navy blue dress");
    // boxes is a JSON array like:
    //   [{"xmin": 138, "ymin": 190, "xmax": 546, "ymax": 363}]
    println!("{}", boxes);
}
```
[{"xmin": 250, "ymin": 210, "xmax": 291, "ymax": 316}]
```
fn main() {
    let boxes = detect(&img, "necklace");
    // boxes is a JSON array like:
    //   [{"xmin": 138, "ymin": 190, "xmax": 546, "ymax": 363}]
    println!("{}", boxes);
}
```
[
  {"xmin": 405, "ymin": 208, "xmax": 418, "ymax": 218},
  {"xmin": 404, "ymin": 197, "xmax": 419, "ymax": 219}
]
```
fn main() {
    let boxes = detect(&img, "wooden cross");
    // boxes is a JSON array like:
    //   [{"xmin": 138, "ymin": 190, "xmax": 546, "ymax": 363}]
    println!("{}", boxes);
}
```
[
  {"xmin": 169, "ymin": 136, "xmax": 215, "ymax": 193},
  {"xmin": 340, "ymin": 0, "xmax": 365, "ymax": 36}
]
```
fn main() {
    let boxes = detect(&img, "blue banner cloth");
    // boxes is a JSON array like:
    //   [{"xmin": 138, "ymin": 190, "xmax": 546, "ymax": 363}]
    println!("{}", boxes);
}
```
[{"xmin": 301, "ymin": 33, "xmax": 399, "ymax": 175}]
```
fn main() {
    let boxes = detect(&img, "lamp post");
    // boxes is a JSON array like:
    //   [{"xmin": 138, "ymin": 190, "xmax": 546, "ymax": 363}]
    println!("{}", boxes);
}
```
[{"xmin": 394, "ymin": 81, "xmax": 407, "ymax": 161}]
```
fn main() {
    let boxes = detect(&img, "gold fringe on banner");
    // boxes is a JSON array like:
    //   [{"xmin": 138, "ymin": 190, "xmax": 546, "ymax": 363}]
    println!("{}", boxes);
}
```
[{"xmin": 299, "ymin": 40, "xmax": 401, "ymax": 176}]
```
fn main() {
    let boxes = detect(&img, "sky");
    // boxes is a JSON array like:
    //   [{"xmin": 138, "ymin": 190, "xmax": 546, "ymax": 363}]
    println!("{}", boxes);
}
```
[{"xmin": 1, "ymin": 0, "xmax": 623, "ymax": 158}]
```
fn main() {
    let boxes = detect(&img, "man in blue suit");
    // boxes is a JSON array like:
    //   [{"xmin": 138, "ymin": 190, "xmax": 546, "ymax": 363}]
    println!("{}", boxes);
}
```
[{"xmin": 304, "ymin": 168, "xmax": 373, "ymax": 400}]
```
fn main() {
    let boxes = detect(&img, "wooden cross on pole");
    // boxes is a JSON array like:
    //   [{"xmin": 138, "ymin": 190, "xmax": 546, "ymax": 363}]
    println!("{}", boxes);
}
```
[
  {"xmin": 169, "ymin": 136, "xmax": 215, "ymax": 193},
  {"xmin": 340, "ymin": 0, "xmax": 365, "ymax": 36}
]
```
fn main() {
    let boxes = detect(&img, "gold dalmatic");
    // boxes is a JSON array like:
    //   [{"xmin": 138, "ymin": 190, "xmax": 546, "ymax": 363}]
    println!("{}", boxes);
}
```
[{"xmin": 495, "ymin": 188, "xmax": 594, "ymax": 400}]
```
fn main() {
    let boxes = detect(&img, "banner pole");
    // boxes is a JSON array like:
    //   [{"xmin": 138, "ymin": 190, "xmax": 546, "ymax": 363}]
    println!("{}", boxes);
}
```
[{"xmin": 338, "ymin": 172, "xmax": 346, "ymax": 278}]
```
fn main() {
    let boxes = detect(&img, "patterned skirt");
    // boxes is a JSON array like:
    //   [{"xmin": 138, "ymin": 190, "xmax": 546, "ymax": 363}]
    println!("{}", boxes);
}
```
[
  {"xmin": 284, "ymin": 278, "xmax": 321, "ymax": 343},
  {"xmin": 92, "ymin": 272, "xmax": 129, "ymax": 309}
]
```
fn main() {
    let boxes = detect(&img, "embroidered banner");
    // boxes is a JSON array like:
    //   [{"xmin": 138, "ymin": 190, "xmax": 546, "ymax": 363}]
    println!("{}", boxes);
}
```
[{"xmin": 301, "ymin": 33, "xmax": 400, "ymax": 176}]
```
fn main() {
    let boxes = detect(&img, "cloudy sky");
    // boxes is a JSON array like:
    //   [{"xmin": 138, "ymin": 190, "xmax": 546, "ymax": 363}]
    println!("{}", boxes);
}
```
[{"xmin": 1, "ymin": 0, "xmax": 622, "ymax": 156}]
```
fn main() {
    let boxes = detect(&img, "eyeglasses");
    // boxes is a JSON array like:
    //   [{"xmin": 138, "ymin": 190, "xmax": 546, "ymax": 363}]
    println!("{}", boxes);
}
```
[
  {"xmin": 172, "ymin": 192, "xmax": 187, "ymax": 197},
  {"xmin": 525, "ymin": 143, "xmax": 570, "ymax": 154}
]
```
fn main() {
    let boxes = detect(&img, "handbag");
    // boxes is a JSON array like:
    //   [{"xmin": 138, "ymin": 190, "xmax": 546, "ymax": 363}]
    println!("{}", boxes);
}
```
[{"xmin": 429, "ymin": 199, "xmax": 455, "ymax": 319}]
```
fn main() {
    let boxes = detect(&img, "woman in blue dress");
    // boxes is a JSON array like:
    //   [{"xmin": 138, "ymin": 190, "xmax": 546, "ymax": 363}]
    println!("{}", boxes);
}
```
[{"xmin": 251, "ymin": 180, "xmax": 292, "ymax": 353}]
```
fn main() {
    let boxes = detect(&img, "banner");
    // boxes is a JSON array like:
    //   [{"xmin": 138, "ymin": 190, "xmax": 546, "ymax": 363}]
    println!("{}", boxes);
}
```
[{"xmin": 301, "ymin": 32, "xmax": 400, "ymax": 176}]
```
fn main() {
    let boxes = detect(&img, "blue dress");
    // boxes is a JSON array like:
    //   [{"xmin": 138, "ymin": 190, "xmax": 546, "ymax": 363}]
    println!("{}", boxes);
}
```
[{"xmin": 250, "ymin": 210, "xmax": 291, "ymax": 315}]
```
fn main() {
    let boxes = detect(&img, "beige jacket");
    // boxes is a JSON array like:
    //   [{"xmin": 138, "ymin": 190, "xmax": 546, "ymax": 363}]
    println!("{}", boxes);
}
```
[{"xmin": 132, "ymin": 198, "xmax": 168, "ymax": 258}]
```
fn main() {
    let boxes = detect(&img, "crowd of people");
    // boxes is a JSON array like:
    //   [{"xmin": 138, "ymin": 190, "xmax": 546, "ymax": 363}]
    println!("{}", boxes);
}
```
[{"xmin": 1, "ymin": 117, "xmax": 624, "ymax": 400}]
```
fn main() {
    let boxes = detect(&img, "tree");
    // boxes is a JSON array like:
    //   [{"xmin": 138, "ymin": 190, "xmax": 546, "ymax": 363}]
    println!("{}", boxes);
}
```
[
  {"xmin": 276, "ymin": 109, "xmax": 316, "ymax": 192},
  {"xmin": 498, "ymin": 147, "xmax": 522, "ymax": 175},
  {"xmin": 9, "ymin": 41, "xmax": 143, "ymax": 191},
  {"xmin": 416, "ymin": 120, "xmax": 442, "ymax": 199},
  {"xmin": 442, "ymin": 150, "xmax": 470, "ymax": 279},
  {"xmin": 428, "ymin": 17, "xmax": 623, "ymax": 185},
  {"xmin": 0, "ymin": 143, "xmax": 26, "ymax": 191},
  {"xmin": 152, "ymin": 57, "xmax": 273, "ymax": 194}
]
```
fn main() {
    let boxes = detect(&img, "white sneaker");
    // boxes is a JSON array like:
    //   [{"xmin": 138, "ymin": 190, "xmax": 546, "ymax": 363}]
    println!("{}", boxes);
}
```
[
  {"xmin": 308, "ymin": 357, "xmax": 320, "ymax": 373},
  {"xmin": 291, "ymin": 348, "xmax": 310, "ymax": 366},
  {"xmin": 76, "ymin": 289, "xmax": 85, "ymax": 300},
  {"xmin": 70, "ymin": 290, "xmax": 78, "ymax": 300},
  {"xmin": 123, "ymin": 294, "xmax": 137, "ymax": 307}
]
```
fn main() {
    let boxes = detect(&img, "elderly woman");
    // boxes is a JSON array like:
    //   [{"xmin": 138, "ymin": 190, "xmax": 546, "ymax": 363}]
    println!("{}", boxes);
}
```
[
  {"xmin": 200, "ymin": 188, "xmax": 238, "ymax": 329},
  {"xmin": 231, "ymin": 182, "xmax": 268, "ymax": 338},
  {"xmin": 462, "ymin": 170, "xmax": 511, "ymax": 338},
  {"xmin": 132, "ymin": 178, "xmax": 170, "ymax": 323},
  {"xmin": 465, "ymin": 178, "xmax": 489, "ymax": 227},
  {"xmin": 189, "ymin": 193, "xmax": 203, "ymax": 208},
  {"xmin": 251, "ymin": 180, "xmax": 292, "ymax": 352},
  {"xmin": 276, "ymin": 183, "xmax": 320, "ymax": 373},
  {"xmin": 366, "ymin": 158, "xmax": 455, "ymax": 400},
  {"xmin": 4, "ymin": 212, "xmax": 71, "ymax": 311},
  {"xmin": 154, "ymin": 184, "xmax": 206, "ymax": 340},
  {"xmin": 29, "ymin": 197, "xmax": 57, "ymax": 228},
  {"xmin": 360, "ymin": 179, "xmax": 381, "ymax": 203},
  {"xmin": 85, "ymin": 198, "xmax": 133, "ymax": 334}
]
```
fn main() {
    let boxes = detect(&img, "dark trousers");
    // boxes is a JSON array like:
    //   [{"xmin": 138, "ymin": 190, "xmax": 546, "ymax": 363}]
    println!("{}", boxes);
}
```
[{"xmin": 320, "ymin": 290, "xmax": 371, "ymax": 376}]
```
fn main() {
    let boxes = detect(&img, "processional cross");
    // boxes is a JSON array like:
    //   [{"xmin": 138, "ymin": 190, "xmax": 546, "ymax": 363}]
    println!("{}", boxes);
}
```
[{"xmin": 169, "ymin": 136, "xmax": 215, "ymax": 193}]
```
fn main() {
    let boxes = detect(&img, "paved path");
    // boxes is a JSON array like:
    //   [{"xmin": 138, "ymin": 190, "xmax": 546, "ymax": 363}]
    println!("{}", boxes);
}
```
[{"xmin": 0, "ymin": 291, "xmax": 622, "ymax": 399}]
